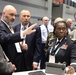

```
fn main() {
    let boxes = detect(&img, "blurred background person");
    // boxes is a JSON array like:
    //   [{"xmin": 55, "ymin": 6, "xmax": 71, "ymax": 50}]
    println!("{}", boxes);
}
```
[
  {"xmin": 45, "ymin": 17, "xmax": 64, "ymax": 56},
  {"xmin": 13, "ymin": 10, "xmax": 41, "ymax": 71},
  {"xmin": 0, "ymin": 5, "xmax": 37, "ymax": 72},
  {"xmin": 45, "ymin": 20, "xmax": 76, "ymax": 74},
  {"xmin": 66, "ymin": 18, "xmax": 73, "ymax": 34},
  {"xmin": 69, "ymin": 24, "xmax": 76, "ymax": 41},
  {"xmin": 40, "ymin": 16, "xmax": 54, "ymax": 69}
]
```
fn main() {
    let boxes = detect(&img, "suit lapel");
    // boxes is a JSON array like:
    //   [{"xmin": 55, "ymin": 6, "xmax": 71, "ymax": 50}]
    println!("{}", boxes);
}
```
[
  {"xmin": 25, "ymin": 23, "xmax": 32, "ymax": 43},
  {"xmin": 55, "ymin": 36, "xmax": 68, "ymax": 51},
  {"xmin": 52, "ymin": 39, "xmax": 57, "ymax": 51},
  {"xmin": 49, "ymin": 38, "xmax": 57, "ymax": 53},
  {"xmin": 16, "ymin": 24, "xmax": 21, "ymax": 32},
  {"xmin": 1, "ymin": 20, "xmax": 12, "ymax": 33},
  {"xmin": 13, "ymin": 23, "xmax": 21, "ymax": 32}
]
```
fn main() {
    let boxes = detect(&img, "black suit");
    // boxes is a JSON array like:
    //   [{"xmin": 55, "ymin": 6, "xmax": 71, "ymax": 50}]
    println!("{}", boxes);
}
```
[
  {"xmin": 46, "ymin": 35, "xmax": 76, "ymax": 66},
  {"xmin": 13, "ymin": 22, "xmax": 41, "ymax": 70},
  {"xmin": 0, "ymin": 20, "xmax": 25, "ymax": 72}
]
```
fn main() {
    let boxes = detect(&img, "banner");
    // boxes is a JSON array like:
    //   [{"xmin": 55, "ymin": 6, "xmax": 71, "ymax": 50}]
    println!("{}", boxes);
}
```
[{"xmin": 53, "ymin": 0, "xmax": 63, "ymax": 4}]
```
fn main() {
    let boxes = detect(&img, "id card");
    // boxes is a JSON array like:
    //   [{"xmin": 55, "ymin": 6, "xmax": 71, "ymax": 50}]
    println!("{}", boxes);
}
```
[
  {"xmin": 15, "ymin": 42, "xmax": 22, "ymax": 53},
  {"xmin": 49, "ymin": 55, "xmax": 55, "ymax": 63}
]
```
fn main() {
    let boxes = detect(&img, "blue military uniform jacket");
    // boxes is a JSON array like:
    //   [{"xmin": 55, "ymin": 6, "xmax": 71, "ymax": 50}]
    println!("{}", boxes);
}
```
[{"xmin": 46, "ymin": 35, "xmax": 76, "ymax": 66}]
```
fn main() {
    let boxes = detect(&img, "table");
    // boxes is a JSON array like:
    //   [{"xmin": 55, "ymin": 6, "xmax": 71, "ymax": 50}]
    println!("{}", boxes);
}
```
[{"xmin": 12, "ymin": 69, "xmax": 76, "ymax": 75}]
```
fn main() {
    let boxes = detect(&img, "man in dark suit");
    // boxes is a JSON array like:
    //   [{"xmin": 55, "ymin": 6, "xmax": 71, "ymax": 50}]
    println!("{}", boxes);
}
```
[
  {"xmin": 13, "ymin": 10, "xmax": 41, "ymax": 71},
  {"xmin": 45, "ymin": 20, "xmax": 76, "ymax": 74},
  {"xmin": 0, "ymin": 5, "xmax": 37, "ymax": 72},
  {"xmin": 0, "ymin": 45, "xmax": 16, "ymax": 75}
]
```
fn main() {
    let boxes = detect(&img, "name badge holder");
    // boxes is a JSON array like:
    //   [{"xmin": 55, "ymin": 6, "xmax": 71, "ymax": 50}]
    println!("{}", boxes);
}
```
[
  {"xmin": 49, "ymin": 47, "xmax": 60, "ymax": 63},
  {"xmin": 49, "ymin": 55, "xmax": 55, "ymax": 63},
  {"xmin": 15, "ymin": 43, "xmax": 22, "ymax": 53}
]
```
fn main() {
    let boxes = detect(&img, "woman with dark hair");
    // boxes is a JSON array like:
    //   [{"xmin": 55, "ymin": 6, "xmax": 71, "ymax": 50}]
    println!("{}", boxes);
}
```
[{"xmin": 45, "ymin": 20, "xmax": 76, "ymax": 74}]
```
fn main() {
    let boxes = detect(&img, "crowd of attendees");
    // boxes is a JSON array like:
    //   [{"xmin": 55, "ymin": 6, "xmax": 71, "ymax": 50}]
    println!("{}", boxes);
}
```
[{"xmin": 0, "ymin": 4, "xmax": 76, "ymax": 75}]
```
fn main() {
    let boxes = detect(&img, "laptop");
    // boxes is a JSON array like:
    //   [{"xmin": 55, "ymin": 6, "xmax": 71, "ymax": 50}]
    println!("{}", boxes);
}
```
[{"xmin": 45, "ymin": 62, "xmax": 66, "ymax": 75}]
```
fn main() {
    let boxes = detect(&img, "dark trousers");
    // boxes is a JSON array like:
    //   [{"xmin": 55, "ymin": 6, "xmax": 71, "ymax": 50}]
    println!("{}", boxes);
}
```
[
  {"xmin": 15, "ymin": 53, "xmax": 27, "ymax": 72},
  {"xmin": 40, "ymin": 43, "xmax": 46, "ymax": 69}
]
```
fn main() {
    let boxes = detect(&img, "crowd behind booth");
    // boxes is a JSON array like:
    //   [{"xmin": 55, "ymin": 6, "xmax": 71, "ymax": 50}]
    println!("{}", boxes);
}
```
[{"xmin": 0, "ymin": 4, "xmax": 76, "ymax": 75}]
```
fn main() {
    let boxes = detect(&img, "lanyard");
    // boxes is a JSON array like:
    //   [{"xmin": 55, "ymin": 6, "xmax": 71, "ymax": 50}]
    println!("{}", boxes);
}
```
[{"xmin": 49, "ymin": 46, "xmax": 60, "ymax": 55}]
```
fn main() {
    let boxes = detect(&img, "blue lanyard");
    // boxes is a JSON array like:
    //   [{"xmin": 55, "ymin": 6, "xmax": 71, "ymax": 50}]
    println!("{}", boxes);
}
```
[
  {"xmin": 50, "ymin": 47, "xmax": 60, "ymax": 55},
  {"xmin": 50, "ymin": 47, "xmax": 53, "ymax": 54},
  {"xmin": 55, "ymin": 47, "xmax": 60, "ymax": 55}
]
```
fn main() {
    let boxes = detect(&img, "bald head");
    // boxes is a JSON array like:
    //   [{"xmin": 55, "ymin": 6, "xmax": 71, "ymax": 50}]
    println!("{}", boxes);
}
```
[
  {"xmin": 42, "ymin": 16, "xmax": 49, "ymax": 25},
  {"xmin": 20, "ymin": 10, "xmax": 30, "ymax": 16},
  {"xmin": 66, "ymin": 18, "xmax": 72, "ymax": 23},
  {"xmin": 2, "ymin": 5, "xmax": 17, "ymax": 25},
  {"xmin": 3, "ymin": 5, "xmax": 16, "ymax": 13},
  {"xmin": 43, "ymin": 17, "xmax": 49, "ymax": 21},
  {"xmin": 66, "ymin": 18, "xmax": 72, "ymax": 27},
  {"xmin": 20, "ymin": 10, "xmax": 31, "ymax": 26}
]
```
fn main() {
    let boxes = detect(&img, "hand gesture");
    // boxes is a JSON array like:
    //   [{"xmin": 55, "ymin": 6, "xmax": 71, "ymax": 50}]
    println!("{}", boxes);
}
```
[{"xmin": 23, "ymin": 23, "xmax": 37, "ymax": 36}]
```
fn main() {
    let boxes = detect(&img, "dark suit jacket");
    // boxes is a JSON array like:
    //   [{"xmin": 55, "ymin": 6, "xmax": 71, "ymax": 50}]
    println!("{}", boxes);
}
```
[
  {"xmin": 0, "ymin": 20, "xmax": 24, "ymax": 72},
  {"xmin": 13, "ymin": 22, "xmax": 41, "ymax": 70},
  {"xmin": 46, "ymin": 35, "xmax": 76, "ymax": 66},
  {"xmin": 0, "ymin": 45, "xmax": 13, "ymax": 75}
]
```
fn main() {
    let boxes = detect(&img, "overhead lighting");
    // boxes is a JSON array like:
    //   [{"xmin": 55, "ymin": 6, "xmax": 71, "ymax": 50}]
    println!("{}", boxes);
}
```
[{"xmin": 71, "ymin": 0, "xmax": 76, "ymax": 3}]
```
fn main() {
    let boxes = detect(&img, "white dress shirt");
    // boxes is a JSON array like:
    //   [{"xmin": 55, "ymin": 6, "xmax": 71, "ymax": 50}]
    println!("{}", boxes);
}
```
[
  {"xmin": 20, "ymin": 23, "xmax": 38, "ymax": 65},
  {"xmin": 40, "ymin": 24, "xmax": 54, "ymax": 43}
]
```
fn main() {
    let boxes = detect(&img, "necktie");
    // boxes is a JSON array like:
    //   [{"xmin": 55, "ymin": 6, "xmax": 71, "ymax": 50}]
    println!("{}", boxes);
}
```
[
  {"xmin": 56, "ymin": 41, "xmax": 60, "ymax": 45},
  {"xmin": 22, "ymin": 26, "xmax": 26, "ymax": 44},
  {"xmin": 54, "ymin": 41, "xmax": 60, "ymax": 50},
  {"xmin": 9, "ymin": 27, "xmax": 14, "ymax": 34},
  {"xmin": 22, "ymin": 26, "xmax": 26, "ymax": 31},
  {"xmin": 46, "ymin": 26, "xmax": 49, "ymax": 34}
]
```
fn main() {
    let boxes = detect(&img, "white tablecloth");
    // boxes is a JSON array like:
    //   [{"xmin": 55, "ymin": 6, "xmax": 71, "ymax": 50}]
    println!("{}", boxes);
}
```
[{"xmin": 12, "ymin": 69, "xmax": 76, "ymax": 75}]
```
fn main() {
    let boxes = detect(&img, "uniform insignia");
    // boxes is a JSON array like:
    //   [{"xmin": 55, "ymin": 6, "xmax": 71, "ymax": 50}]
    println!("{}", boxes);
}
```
[{"xmin": 61, "ymin": 44, "xmax": 68, "ymax": 49}]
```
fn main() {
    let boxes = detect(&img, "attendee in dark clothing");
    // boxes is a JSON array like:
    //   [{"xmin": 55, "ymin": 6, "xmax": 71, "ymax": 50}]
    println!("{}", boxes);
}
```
[
  {"xmin": 0, "ymin": 5, "xmax": 37, "ymax": 72},
  {"xmin": 13, "ymin": 10, "xmax": 41, "ymax": 71},
  {"xmin": 45, "ymin": 20, "xmax": 76, "ymax": 74}
]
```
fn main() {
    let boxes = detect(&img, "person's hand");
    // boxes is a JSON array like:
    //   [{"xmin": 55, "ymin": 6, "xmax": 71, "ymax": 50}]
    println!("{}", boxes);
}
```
[
  {"xmin": 66, "ymin": 66, "xmax": 75, "ymax": 74},
  {"xmin": 12, "ymin": 64, "xmax": 16, "ymax": 72},
  {"xmin": 20, "ymin": 42, "xmax": 28, "ymax": 51},
  {"xmin": 9, "ymin": 62, "xmax": 16, "ymax": 72},
  {"xmin": 32, "ymin": 63, "xmax": 38, "ymax": 70},
  {"xmin": 23, "ymin": 23, "xmax": 37, "ymax": 36}
]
